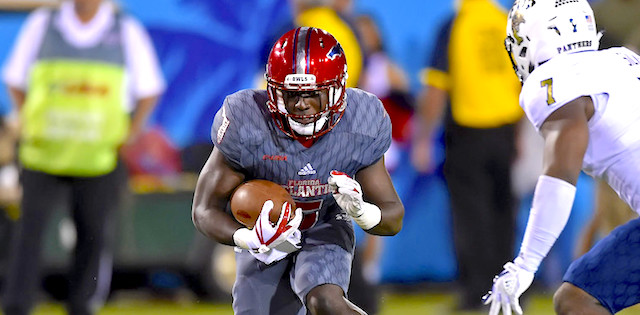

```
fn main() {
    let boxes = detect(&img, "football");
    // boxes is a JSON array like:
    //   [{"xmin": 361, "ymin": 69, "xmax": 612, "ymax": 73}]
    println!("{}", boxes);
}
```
[{"xmin": 230, "ymin": 179, "xmax": 296, "ymax": 228}]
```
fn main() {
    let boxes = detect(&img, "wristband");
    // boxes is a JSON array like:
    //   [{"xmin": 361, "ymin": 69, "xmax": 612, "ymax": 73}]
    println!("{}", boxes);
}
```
[
  {"xmin": 233, "ymin": 228, "xmax": 252, "ymax": 250},
  {"xmin": 354, "ymin": 202, "xmax": 382, "ymax": 230}
]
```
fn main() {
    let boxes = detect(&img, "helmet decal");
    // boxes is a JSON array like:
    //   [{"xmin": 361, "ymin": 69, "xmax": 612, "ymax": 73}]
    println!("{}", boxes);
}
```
[
  {"xmin": 548, "ymin": 25, "xmax": 561, "ymax": 36},
  {"xmin": 570, "ymin": 18, "xmax": 578, "ymax": 32},
  {"xmin": 511, "ymin": 12, "xmax": 526, "ymax": 45},
  {"xmin": 327, "ymin": 44, "xmax": 344, "ymax": 60}
]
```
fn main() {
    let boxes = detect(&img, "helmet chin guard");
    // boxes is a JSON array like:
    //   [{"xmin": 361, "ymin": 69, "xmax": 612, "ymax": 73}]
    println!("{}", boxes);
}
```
[
  {"xmin": 505, "ymin": 0, "xmax": 601, "ymax": 83},
  {"xmin": 265, "ymin": 27, "xmax": 348, "ymax": 140},
  {"xmin": 287, "ymin": 114, "xmax": 330, "ymax": 136}
]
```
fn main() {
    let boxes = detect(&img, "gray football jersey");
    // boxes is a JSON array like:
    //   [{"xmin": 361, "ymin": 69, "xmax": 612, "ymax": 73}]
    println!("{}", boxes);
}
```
[{"xmin": 211, "ymin": 88, "xmax": 391, "ymax": 251}]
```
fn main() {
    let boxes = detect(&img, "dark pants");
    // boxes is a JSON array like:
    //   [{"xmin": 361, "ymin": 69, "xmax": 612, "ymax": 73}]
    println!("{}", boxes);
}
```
[
  {"xmin": 1, "ymin": 164, "xmax": 125, "ymax": 315},
  {"xmin": 444, "ymin": 123, "xmax": 517, "ymax": 309}
]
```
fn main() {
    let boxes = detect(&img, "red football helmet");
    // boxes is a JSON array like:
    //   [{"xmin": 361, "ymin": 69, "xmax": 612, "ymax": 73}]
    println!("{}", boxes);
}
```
[{"xmin": 266, "ymin": 27, "xmax": 348, "ymax": 140}]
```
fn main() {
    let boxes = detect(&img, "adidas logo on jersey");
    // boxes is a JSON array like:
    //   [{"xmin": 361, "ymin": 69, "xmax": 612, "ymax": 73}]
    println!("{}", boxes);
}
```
[{"xmin": 298, "ymin": 163, "xmax": 317, "ymax": 176}]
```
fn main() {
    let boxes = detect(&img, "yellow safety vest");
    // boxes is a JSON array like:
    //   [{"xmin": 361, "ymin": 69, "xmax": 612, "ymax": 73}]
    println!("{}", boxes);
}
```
[{"xmin": 20, "ymin": 10, "xmax": 129, "ymax": 176}]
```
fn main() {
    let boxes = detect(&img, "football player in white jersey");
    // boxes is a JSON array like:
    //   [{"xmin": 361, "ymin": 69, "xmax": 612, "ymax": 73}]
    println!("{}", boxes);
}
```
[{"xmin": 483, "ymin": 0, "xmax": 640, "ymax": 314}]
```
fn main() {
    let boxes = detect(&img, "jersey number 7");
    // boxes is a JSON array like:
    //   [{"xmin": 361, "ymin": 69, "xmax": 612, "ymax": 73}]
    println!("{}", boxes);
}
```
[{"xmin": 541, "ymin": 78, "xmax": 556, "ymax": 105}]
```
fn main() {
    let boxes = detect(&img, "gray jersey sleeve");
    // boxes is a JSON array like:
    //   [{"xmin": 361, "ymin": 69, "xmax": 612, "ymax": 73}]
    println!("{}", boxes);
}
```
[
  {"xmin": 365, "ymin": 105, "xmax": 392, "ymax": 167},
  {"xmin": 211, "ymin": 93, "xmax": 246, "ymax": 170},
  {"xmin": 345, "ymin": 88, "xmax": 393, "ymax": 168},
  {"xmin": 210, "ymin": 89, "xmax": 274, "ymax": 171}
]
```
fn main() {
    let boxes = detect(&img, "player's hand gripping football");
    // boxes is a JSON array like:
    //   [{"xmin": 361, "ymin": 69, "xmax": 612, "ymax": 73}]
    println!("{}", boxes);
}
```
[
  {"xmin": 483, "ymin": 262, "xmax": 534, "ymax": 315},
  {"xmin": 255, "ymin": 200, "xmax": 303, "ymax": 253},
  {"xmin": 328, "ymin": 170, "xmax": 381, "ymax": 230},
  {"xmin": 234, "ymin": 200, "xmax": 302, "ymax": 254}
]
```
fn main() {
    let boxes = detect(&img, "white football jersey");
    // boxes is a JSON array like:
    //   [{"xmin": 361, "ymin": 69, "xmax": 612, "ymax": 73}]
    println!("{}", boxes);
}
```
[{"xmin": 520, "ymin": 47, "xmax": 640, "ymax": 212}]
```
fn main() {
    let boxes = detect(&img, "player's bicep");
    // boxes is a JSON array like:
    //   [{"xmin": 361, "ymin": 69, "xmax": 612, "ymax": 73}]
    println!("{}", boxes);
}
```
[
  {"xmin": 357, "ymin": 158, "xmax": 402, "ymax": 211},
  {"xmin": 192, "ymin": 147, "xmax": 245, "ymax": 241},
  {"xmin": 539, "ymin": 96, "xmax": 592, "ymax": 185},
  {"xmin": 194, "ymin": 147, "xmax": 245, "ymax": 210}
]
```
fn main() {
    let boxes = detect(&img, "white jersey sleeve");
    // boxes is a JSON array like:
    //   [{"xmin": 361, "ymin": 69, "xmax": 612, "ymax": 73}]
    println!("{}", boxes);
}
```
[{"xmin": 519, "ymin": 52, "xmax": 606, "ymax": 131}]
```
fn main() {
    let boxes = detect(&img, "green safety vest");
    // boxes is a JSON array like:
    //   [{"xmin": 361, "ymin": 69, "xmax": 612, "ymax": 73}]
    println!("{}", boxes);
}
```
[{"xmin": 20, "ymin": 10, "xmax": 129, "ymax": 177}]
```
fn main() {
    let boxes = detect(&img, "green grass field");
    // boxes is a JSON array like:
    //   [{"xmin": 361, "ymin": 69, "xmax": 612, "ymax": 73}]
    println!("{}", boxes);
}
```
[{"xmin": 21, "ymin": 290, "xmax": 640, "ymax": 315}]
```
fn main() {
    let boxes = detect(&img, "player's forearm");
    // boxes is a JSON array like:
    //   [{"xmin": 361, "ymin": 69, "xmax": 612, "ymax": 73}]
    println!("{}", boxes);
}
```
[
  {"xmin": 515, "ymin": 175, "xmax": 576, "ymax": 272},
  {"xmin": 192, "ymin": 148, "xmax": 247, "ymax": 245},
  {"xmin": 192, "ymin": 204, "xmax": 240, "ymax": 246},
  {"xmin": 191, "ymin": 168, "xmax": 243, "ymax": 246}
]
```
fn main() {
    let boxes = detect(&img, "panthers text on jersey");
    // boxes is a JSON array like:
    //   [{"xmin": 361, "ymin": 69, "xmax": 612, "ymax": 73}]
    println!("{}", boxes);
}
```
[
  {"xmin": 211, "ymin": 88, "xmax": 392, "ymax": 251},
  {"xmin": 520, "ymin": 47, "xmax": 640, "ymax": 211}
]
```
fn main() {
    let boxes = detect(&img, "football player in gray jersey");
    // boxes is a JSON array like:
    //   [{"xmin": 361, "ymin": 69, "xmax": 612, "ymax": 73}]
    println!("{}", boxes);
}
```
[{"xmin": 192, "ymin": 27, "xmax": 404, "ymax": 315}]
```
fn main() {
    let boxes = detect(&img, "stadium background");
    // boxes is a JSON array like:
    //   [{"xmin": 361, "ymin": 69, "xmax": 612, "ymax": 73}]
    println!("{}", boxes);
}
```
[{"xmin": 0, "ymin": 0, "xmax": 623, "ymax": 314}]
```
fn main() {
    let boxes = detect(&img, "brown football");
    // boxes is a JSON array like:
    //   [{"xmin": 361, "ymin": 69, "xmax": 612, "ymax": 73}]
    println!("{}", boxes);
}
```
[{"xmin": 230, "ymin": 179, "xmax": 296, "ymax": 228}]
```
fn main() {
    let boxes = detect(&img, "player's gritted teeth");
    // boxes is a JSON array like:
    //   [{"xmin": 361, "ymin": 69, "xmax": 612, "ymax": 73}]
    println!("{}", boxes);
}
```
[{"xmin": 293, "ymin": 116, "xmax": 315, "ymax": 124}]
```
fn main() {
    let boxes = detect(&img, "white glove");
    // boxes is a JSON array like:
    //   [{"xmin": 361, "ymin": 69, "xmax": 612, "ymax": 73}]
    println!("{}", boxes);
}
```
[
  {"xmin": 249, "ymin": 229, "xmax": 302, "ymax": 265},
  {"xmin": 327, "ymin": 170, "xmax": 381, "ymax": 230},
  {"xmin": 272, "ymin": 229, "xmax": 302, "ymax": 253},
  {"xmin": 483, "ymin": 262, "xmax": 535, "ymax": 315},
  {"xmin": 233, "ymin": 200, "xmax": 302, "ymax": 254}
]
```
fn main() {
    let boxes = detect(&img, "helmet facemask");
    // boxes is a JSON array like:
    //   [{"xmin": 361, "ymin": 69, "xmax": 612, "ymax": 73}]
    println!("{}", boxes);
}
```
[{"xmin": 266, "ymin": 73, "xmax": 346, "ymax": 140}]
